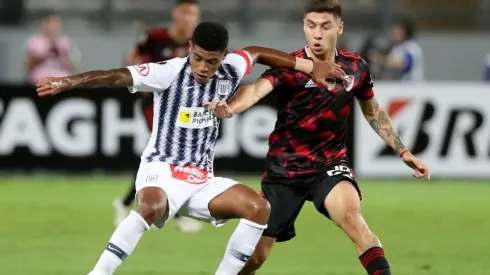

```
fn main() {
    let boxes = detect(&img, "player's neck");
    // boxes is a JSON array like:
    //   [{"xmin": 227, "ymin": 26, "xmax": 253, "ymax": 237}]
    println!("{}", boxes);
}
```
[
  {"xmin": 308, "ymin": 47, "xmax": 336, "ymax": 63},
  {"xmin": 169, "ymin": 25, "xmax": 191, "ymax": 43}
]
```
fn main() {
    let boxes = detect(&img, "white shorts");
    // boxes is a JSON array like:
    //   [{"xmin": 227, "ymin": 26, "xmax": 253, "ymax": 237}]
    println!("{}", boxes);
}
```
[{"xmin": 135, "ymin": 161, "xmax": 238, "ymax": 229}]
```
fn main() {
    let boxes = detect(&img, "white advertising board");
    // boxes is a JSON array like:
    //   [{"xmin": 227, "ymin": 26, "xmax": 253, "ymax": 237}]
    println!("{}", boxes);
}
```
[{"xmin": 355, "ymin": 83, "xmax": 490, "ymax": 177}]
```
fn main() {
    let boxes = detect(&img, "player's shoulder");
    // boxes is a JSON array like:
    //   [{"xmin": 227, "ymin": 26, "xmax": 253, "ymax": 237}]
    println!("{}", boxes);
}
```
[
  {"xmin": 337, "ymin": 49, "xmax": 364, "ymax": 61},
  {"xmin": 290, "ymin": 48, "xmax": 308, "ymax": 58},
  {"xmin": 156, "ymin": 56, "xmax": 187, "ymax": 69},
  {"xmin": 404, "ymin": 41, "xmax": 423, "ymax": 54},
  {"xmin": 221, "ymin": 50, "xmax": 252, "ymax": 73},
  {"xmin": 337, "ymin": 49, "xmax": 369, "ymax": 69}
]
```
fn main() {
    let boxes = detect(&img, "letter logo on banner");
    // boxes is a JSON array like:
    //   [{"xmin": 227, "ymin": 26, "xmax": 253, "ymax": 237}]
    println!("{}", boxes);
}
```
[
  {"xmin": 102, "ymin": 99, "xmax": 149, "ymax": 156},
  {"xmin": 46, "ymin": 99, "xmax": 96, "ymax": 156},
  {"xmin": 355, "ymin": 83, "xmax": 490, "ymax": 178},
  {"xmin": 0, "ymin": 99, "xmax": 51, "ymax": 155},
  {"xmin": 215, "ymin": 106, "xmax": 276, "ymax": 159}
]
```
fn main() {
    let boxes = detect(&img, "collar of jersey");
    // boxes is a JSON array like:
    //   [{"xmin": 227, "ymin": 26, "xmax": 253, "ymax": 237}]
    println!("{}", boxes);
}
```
[{"xmin": 304, "ymin": 46, "xmax": 339, "ymax": 60}]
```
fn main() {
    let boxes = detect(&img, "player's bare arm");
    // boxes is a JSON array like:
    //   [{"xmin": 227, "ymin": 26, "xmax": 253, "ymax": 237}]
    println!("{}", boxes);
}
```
[
  {"xmin": 205, "ymin": 78, "xmax": 273, "ymax": 118},
  {"xmin": 36, "ymin": 68, "xmax": 133, "ymax": 97},
  {"xmin": 358, "ymin": 96, "xmax": 430, "ymax": 179},
  {"xmin": 358, "ymin": 97, "xmax": 406, "ymax": 154},
  {"xmin": 242, "ymin": 46, "xmax": 345, "ymax": 84},
  {"xmin": 229, "ymin": 78, "xmax": 273, "ymax": 114}
]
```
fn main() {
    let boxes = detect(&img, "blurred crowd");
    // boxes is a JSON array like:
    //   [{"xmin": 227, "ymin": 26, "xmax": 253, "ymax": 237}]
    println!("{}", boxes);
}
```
[
  {"xmin": 21, "ymin": 4, "xmax": 490, "ymax": 84},
  {"xmin": 24, "ymin": 12, "xmax": 80, "ymax": 84}
]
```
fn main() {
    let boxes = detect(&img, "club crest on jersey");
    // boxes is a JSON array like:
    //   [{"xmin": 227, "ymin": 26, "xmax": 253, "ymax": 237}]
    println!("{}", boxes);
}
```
[
  {"xmin": 135, "ymin": 64, "xmax": 149, "ymax": 76},
  {"xmin": 176, "ymin": 107, "xmax": 214, "ymax": 129},
  {"xmin": 326, "ymin": 77, "xmax": 336, "ymax": 91},
  {"xmin": 217, "ymin": 80, "xmax": 231, "ymax": 95},
  {"xmin": 343, "ymin": 75, "xmax": 355, "ymax": 92}
]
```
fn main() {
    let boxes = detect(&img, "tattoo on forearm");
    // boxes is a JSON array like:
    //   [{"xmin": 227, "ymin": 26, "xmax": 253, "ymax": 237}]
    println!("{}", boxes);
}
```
[
  {"xmin": 368, "ymin": 110, "xmax": 407, "ymax": 154},
  {"xmin": 68, "ymin": 68, "xmax": 132, "ymax": 88},
  {"xmin": 369, "ymin": 119, "xmax": 382, "ymax": 133},
  {"xmin": 377, "ymin": 110, "xmax": 391, "ymax": 124},
  {"xmin": 394, "ymin": 136, "xmax": 405, "ymax": 153}
]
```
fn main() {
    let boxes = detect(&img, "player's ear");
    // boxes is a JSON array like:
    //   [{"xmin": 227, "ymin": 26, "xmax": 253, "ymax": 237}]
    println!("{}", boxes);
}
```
[
  {"xmin": 338, "ymin": 21, "xmax": 344, "ymax": 36},
  {"xmin": 188, "ymin": 41, "xmax": 193, "ymax": 53},
  {"xmin": 221, "ymin": 49, "xmax": 229, "ymax": 60}
]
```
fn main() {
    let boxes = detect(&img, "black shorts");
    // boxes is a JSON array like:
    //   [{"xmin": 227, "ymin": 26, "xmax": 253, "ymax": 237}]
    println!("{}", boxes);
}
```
[{"xmin": 260, "ymin": 164, "xmax": 361, "ymax": 242}]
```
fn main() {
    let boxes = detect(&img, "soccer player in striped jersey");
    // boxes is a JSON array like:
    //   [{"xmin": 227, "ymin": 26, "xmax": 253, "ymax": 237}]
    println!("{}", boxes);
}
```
[
  {"xmin": 114, "ymin": 0, "xmax": 202, "ymax": 233},
  {"xmin": 36, "ymin": 22, "xmax": 344, "ymax": 275}
]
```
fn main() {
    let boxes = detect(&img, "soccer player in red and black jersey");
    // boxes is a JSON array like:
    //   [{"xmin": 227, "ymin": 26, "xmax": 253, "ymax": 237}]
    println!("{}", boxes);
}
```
[
  {"xmin": 113, "ymin": 0, "xmax": 203, "ymax": 232},
  {"xmin": 206, "ymin": 0, "xmax": 430, "ymax": 274}
]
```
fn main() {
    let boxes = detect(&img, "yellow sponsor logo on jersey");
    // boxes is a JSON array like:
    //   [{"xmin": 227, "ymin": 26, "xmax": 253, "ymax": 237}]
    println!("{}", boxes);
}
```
[
  {"xmin": 176, "ymin": 107, "xmax": 214, "ymax": 129},
  {"xmin": 179, "ymin": 111, "xmax": 191, "ymax": 123}
]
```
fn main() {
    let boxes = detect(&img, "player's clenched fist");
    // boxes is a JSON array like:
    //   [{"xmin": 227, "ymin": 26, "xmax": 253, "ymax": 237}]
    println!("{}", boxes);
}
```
[
  {"xmin": 36, "ymin": 77, "xmax": 71, "ymax": 97},
  {"xmin": 204, "ymin": 100, "xmax": 234, "ymax": 118}
]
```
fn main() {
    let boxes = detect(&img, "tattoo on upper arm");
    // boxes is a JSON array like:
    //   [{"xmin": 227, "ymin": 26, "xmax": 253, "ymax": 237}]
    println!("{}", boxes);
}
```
[{"xmin": 361, "ymin": 99, "xmax": 379, "ymax": 117}]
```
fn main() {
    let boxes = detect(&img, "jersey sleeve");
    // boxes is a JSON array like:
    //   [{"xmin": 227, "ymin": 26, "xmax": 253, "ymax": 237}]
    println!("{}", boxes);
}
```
[
  {"xmin": 126, "ymin": 57, "xmax": 185, "ymax": 93},
  {"xmin": 222, "ymin": 50, "xmax": 253, "ymax": 79},
  {"xmin": 354, "ymin": 59, "xmax": 375, "ymax": 100},
  {"xmin": 260, "ymin": 67, "xmax": 286, "ymax": 89}
]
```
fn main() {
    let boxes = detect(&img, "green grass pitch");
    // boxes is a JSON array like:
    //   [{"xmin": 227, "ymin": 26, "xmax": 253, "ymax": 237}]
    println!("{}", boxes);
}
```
[{"xmin": 0, "ymin": 176, "xmax": 489, "ymax": 275}]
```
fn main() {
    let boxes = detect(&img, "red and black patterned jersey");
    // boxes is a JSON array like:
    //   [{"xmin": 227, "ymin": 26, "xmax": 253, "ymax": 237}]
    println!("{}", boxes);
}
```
[
  {"xmin": 261, "ymin": 47, "xmax": 374, "ymax": 179},
  {"xmin": 136, "ymin": 28, "xmax": 190, "ymax": 107}
]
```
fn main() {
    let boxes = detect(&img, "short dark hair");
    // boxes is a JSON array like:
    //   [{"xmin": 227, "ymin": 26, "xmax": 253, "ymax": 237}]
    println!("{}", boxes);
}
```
[
  {"xmin": 176, "ymin": 0, "xmax": 199, "ymax": 5},
  {"xmin": 394, "ymin": 17, "xmax": 415, "ymax": 40},
  {"xmin": 191, "ymin": 22, "xmax": 229, "ymax": 52},
  {"xmin": 304, "ymin": 0, "xmax": 342, "ymax": 18}
]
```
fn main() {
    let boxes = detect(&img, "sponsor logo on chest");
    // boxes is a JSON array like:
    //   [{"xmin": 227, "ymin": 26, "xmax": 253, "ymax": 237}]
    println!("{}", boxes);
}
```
[{"xmin": 176, "ymin": 107, "xmax": 215, "ymax": 129}]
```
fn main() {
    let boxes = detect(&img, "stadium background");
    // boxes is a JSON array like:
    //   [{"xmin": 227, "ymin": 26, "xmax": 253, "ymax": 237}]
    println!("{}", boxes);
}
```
[{"xmin": 1, "ymin": 1, "xmax": 489, "ymax": 274}]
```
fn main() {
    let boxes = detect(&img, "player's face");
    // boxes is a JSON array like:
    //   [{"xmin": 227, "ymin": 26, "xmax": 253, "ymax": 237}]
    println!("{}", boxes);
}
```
[
  {"xmin": 173, "ymin": 3, "xmax": 200, "ymax": 32},
  {"xmin": 391, "ymin": 24, "xmax": 406, "ymax": 44},
  {"xmin": 303, "ymin": 12, "xmax": 343, "ymax": 57},
  {"xmin": 189, "ymin": 44, "xmax": 226, "ymax": 83}
]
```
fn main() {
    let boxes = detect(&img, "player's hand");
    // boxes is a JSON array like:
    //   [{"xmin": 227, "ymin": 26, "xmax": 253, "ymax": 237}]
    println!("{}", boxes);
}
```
[
  {"xmin": 311, "ymin": 61, "xmax": 346, "ymax": 87},
  {"xmin": 204, "ymin": 100, "xmax": 234, "ymax": 118},
  {"xmin": 401, "ymin": 151, "xmax": 431, "ymax": 179},
  {"xmin": 36, "ymin": 77, "xmax": 71, "ymax": 97}
]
